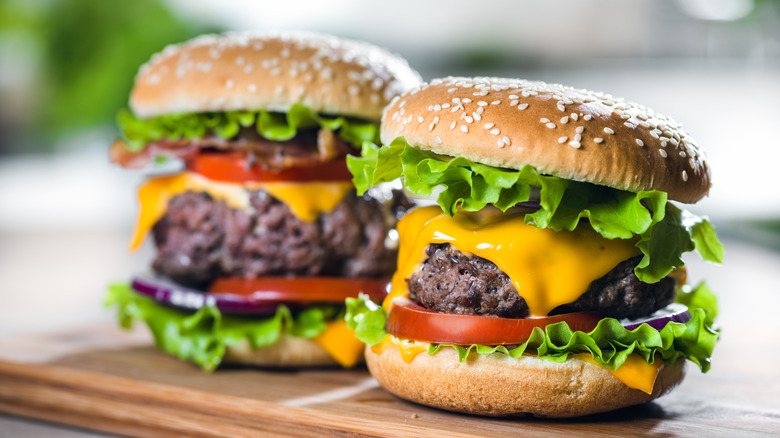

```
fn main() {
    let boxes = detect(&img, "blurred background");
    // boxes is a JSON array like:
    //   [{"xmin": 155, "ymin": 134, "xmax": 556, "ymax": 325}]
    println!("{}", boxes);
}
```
[{"xmin": 1, "ymin": 0, "xmax": 779, "ymax": 335}]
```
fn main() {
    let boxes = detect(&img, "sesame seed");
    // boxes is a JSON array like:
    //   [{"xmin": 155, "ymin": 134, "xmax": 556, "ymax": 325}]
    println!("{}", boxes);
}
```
[
  {"xmin": 509, "ymin": 94, "xmax": 519, "ymax": 99},
  {"xmin": 435, "ymin": 136, "xmax": 443, "ymax": 144},
  {"xmin": 225, "ymin": 79, "xmax": 235, "ymax": 89},
  {"xmin": 502, "ymin": 136, "xmax": 511, "ymax": 146},
  {"xmin": 236, "ymin": 56, "xmax": 245, "ymax": 66},
  {"xmin": 574, "ymin": 133, "xmax": 582, "ymax": 141},
  {"xmin": 442, "ymin": 103, "xmax": 451, "ymax": 109},
  {"xmin": 650, "ymin": 130, "xmax": 660, "ymax": 139},
  {"xmin": 604, "ymin": 127, "xmax": 615, "ymax": 135},
  {"xmin": 575, "ymin": 126, "xmax": 584, "ymax": 134},
  {"xmin": 448, "ymin": 87, "xmax": 458, "ymax": 92},
  {"xmin": 429, "ymin": 122, "xmax": 435, "ymax": 131},
  {"xmin": 682, "ymin": 170, "xmax": 688, "ymax": 182},
  {"xmin": 497, "ymin": 139, "xmax": 506, "ymax": 148},
  {"xmin": 540, "ymin": 118, "xmax": 550, "ymax": 123},
  {"xmin": 558, "ymin": 136, "xmax": 568, "ymax": 144},
  {"xmin": 689, "ymin": 158, "xmax": 695, "ymax": 168},
  {"xmin": 461, "ymin": 125, "xmax": 469, "ymax": 133},
  {"xmin": 248, "ymin": 83, "xmax": 257, "ymax": 92},
  {"xmin": 434, "ymin": 104, "xmax": 442, "ymax": 111},
  {"xmin": 450, "ymin": 121, "xmax": 456, "ymax": 130},
  {"xmin": 484, "ymin": 123, "xmax": 495, "ymax": 129},
  {"xmin": 473, "ymin": 112, "xmax": 482, "ymax": 121},
  {"xmin": 572, "ymin": 113, "xmax": 580, "ymax": 121},
  {"xmin": 517, "ymin": 103, "xmax": 529, "ymax": 110},
  {"xmin": 490, "ymin": 128, "xmax": 500, "ymax": 135},
  {"xmin": 452, "ymin": 97, "xmax": 461, "ymax": 103},
  {"xmin": 636, "ymin": 139, "xmax": 644, "ymax": 147},
  {"xmin": 417, "ymin": 116, "xmax": 424, "ymax": 123},
  {"xmin": 546, "ymin": 123, "xmax": 556, "ymax": 129},
  {"xmin": 659, "ymin": 149, "xmax": 668, "ymax": 158},
  {"xmin": 560, "ymin": 117, "xmax": 569, "ymax": 124},
  {"xmin": 510, "ymin": 100, "xmax": 519, "ymax": 106},
  {"xmin": 244, "ymin": 64, "xmax": 254, "ymax": 74},
  {"xmin": 583, "ymin": 114, "xmax": 592, "ymax": 121},
  {"xmin": 661, "ymin": 142, "xmax": 668, "ymax": 148},
  {"xmin": 624, "ymin": 121, "xmax": 634, "ymax": 128},
  {"xmin": 434, "ymin": 116, "xmax": 440, "ymax": 123},
  {"xmin": 557, "ymin": 103, "xmax": 566, "ymax": 112},
  {"xmin": 462, "ymin": 98, "xmax": 472, "ymax": 103},
  {"xmin": 280, "ymin": 48, "xmax": 290, "ymax": 58},
  {"xmin": 275, "ymin": 85, "xmax": 284, "ymax": 94},
  {"xmin": 593, "ymin": 138, "xmax": 604, "ymax": 144},
  {"xmin": 491, "ymin": 100, "xmax": 501, "ymax": 105},
  {"xmin": 476, "ymin": 107, "xmax": 484, "ymax": 114},
  {"xmin": 465, "ymin": 116, "xmax": 474, "ymax": 123},
  {"xmin": 569, "ymin": 141, "xmax": 581, "ymax": 149},
  {"xmin": 478, "ymin": 101, "xmax": 488, "ymax": 107},
  {"xmin": 679, "ymin": 151, "xmax": 687, "ymax": 158}
]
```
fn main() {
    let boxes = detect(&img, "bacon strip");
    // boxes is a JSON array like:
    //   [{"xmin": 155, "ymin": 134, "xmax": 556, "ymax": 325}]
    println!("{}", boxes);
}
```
[{"xmin": 110, "ymin": 127, "xmax": 351, "ymax": 170}]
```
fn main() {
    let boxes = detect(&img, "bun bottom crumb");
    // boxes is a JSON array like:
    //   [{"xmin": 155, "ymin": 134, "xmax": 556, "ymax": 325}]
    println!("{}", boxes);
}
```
[{"xmin": 365, "ymin": 343, "xmax": 684, "ymax": 418}]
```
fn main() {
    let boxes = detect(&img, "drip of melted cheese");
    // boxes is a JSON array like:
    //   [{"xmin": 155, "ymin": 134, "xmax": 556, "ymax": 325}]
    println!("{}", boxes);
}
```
[
  {"xmin": 574, "ymin": 353, "xmax": 662, "ymax": 394},
  {"xmin": 313, "ymin": 320, "xmax": 365, "ymax": 368},
  {"xmin": 129, "ymin": 172, "xmax": 352, "ymax": 250},
  {"xmin": 373, "ymin": 337, "xmax": 661, "ymax": 393},
  {"xmin": 387, "ymin": 206, "xmax": 640, "ymax": 316}
]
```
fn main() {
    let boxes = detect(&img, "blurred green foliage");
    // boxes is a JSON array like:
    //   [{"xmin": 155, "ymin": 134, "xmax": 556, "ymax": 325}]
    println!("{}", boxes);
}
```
[{"xmin": 0, "ymin": 0, "xmax": 221, "ymax": 146}]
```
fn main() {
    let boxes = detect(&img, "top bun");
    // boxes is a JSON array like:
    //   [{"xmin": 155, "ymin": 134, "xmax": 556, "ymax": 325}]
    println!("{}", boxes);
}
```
[
  {"xmin": 381, "ymin": 77, "xmax": 710, "ymax": 203},
  {"xmin": 131, "ymin": 31, "xmax": 422, "ymax": 121}
]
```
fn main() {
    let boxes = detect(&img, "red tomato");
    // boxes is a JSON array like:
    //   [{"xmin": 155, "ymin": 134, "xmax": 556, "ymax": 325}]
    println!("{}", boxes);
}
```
[
  {"xmin": 209, "ymin": 277, "xmax": 388, "ymax": 305},
  {"xmin": 386, "ymin": 300, "xmax": 602, "ymax": 345},
  {"xmin": 188, "ymin": 151, "xmax": 353, "ymax": 183}
]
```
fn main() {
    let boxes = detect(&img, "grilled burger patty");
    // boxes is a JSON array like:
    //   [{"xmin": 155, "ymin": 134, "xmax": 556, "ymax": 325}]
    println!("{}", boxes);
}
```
[
  {"xmin": 151, "ymin": 189, "xmax": 407, "ymax": 288},
  {"xmin": 408, "ymin": 243, "xmax": 676, "ymax": 319}
]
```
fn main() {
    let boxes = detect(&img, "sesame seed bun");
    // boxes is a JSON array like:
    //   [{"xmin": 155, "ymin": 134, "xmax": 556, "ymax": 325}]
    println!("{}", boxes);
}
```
[
  {"xmin": 131, "ymin": 31, "xmax": 422, "ymax": 121},
  {"xmin": 365, "ymin": 344, "xmax": 685, "ymax": 418},
  {"xmin": 381, "ymin": 77, "xmax": 710, "ymax": 203}
]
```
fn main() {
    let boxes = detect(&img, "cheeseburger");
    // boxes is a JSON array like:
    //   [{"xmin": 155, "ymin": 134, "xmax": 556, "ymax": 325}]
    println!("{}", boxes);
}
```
[
  {"xmin": 106, "ymin": 31, "xmax": 421, "ymax": 370},
  {"xmin": 346, "ymin": 77, "xmax": 723, "ymax": 417}
]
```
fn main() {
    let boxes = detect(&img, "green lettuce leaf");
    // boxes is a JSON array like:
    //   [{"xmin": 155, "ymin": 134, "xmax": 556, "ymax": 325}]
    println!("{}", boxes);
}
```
[
  {"xmin": 344, "ymin": 282, "xmax": 719, "ymax": 372},
  {"xmin": 118, "ymin": 103, "xmax": 379, "ymax": 152},
  {"xmin": 347, "ymin": 137, "xmax": 723, "ymax": 283},
  {"xmin": 105, "ymin": 282, "xmax": 340, "ymax": 371}
]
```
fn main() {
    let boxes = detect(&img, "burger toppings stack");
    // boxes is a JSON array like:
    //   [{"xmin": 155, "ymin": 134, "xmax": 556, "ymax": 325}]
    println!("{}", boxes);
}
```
[
  {"xmin": 106, "ymin": 31, "xmax": 421, "ymax": 371},
  {"xmin": 346, "ymin": 76, "xmax": 723, "ymax": 418}
]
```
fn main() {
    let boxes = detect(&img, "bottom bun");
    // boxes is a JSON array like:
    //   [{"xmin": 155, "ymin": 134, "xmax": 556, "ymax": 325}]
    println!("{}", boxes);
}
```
[
  {"xmin": 365, "ymin": 343, "xmax": 684, "ymax": 418},
  {"xmin": 223, "ymin": 335, "xmax": 339, "ymax": 368}
]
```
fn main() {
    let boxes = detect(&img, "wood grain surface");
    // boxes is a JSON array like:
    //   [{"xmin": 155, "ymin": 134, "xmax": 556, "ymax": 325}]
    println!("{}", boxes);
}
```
[{"xmin": 1, "ymin": 239, "xmax": 779, "ymax": 437}]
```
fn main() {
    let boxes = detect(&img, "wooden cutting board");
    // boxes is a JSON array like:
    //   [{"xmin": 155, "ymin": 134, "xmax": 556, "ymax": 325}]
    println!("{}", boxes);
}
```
[{"xmin": 0, "ymin": 324, "xmax": 778, "ymax": 438}]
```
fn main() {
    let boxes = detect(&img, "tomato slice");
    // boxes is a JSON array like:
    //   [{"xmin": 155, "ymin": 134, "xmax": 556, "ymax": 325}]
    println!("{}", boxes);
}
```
[
  {"xmin": 386, "ymin": 299, "xmax": 602, "ymax": 345},
  {"xmin": 187, "ymin": 151, "xmax": 353, "ymax": 183},
  {"xmin": 209, "ymin": 277, "xmax": 388, "ymax": 306}
]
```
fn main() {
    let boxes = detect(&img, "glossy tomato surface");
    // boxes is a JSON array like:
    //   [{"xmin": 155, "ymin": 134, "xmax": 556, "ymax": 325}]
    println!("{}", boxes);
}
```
[
  {"xmin": 188, "ymin": 151, "xmax": 352, "ymax": 183},
  {"xmin": 386, "ymin": 300, "xmax": 602, "ymax": 345},
  {"xmin": 209, "ymin": 277, "xmax": 388, "ymax": 305}
]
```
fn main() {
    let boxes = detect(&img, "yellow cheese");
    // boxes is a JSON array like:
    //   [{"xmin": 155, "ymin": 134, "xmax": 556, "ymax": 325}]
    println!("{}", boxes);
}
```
[
  {"xmin": 312, "ymin": 320, "xmax": 365, "ymax": 368},
  {"xmin": 575, "ymin": 353, "xmax": 662, "ymax": 394},
  {"xmin": 387, "ymin": 206, "xmax": 640, "ymax": 316},
  {"xmin": 129, "ymin": 172, "xmax": 352, "ymax": 250},
  {"xmin": 371, "ymin": 336, "xmax": 427, "ymax": 363}
]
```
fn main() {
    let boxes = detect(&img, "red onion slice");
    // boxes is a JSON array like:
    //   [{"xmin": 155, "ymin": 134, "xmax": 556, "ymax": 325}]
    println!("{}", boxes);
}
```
[
  {"xmin": 620, "ymin": 303, "xmax": 692, "ymax": 331},
  {"xmin": 131, "ymin": 276, "xmax": 280, "ymax": 314}
]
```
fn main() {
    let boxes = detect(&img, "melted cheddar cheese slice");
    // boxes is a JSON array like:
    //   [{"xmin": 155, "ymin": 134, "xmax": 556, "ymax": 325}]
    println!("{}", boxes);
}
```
[
  {"xmin": 387, "ymin": 206, "xmax": 640, "ymax": 316},
  {"xmin": 129, "ymin": 172, "xmax": 352, "ymax": 250},
  {"xmin": 313, "ymin": 320, "xmax": 365, "ymax": 368}
]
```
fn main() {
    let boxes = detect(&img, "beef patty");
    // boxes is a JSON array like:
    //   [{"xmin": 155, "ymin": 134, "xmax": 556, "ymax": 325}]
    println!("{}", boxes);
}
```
[
  {"xmin": 408, "ymin": 243, "xmax": 675, "ymax": 319},
  {"xmin": 151, "ymin": 189, "xmax": 407, "ymax": 289}
]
